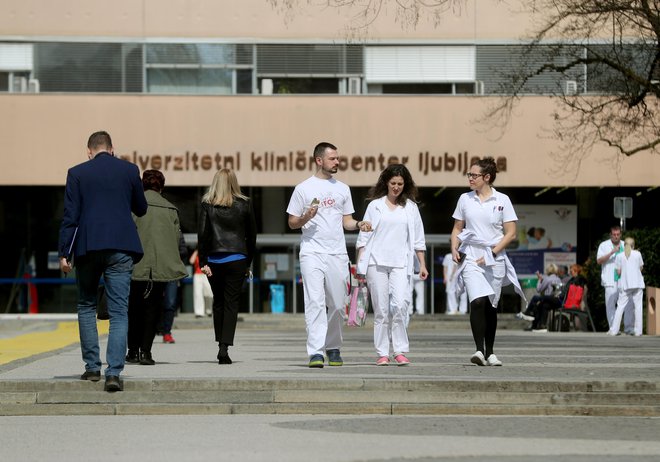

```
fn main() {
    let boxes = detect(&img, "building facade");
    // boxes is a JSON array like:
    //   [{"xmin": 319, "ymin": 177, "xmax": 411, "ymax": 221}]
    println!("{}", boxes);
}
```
[{"xmin": 1, "ymin": 0, "xmax": 658, "ymax": 313}]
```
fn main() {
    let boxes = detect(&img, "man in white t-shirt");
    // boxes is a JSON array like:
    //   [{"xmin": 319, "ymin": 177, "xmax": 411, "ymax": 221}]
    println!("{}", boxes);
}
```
[
  {"xmin": 596, "ymin": 225, "xmax": 630, "ymax": 332},
  {"xmin": 287, "ymin": 142, "xmax": 371, "ymax": 368}
]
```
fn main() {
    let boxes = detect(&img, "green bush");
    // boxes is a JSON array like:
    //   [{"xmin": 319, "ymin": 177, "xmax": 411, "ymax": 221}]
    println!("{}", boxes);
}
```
[{"xmin": 583, "ymin": 227, "xmax": 660, "ymax": 332}]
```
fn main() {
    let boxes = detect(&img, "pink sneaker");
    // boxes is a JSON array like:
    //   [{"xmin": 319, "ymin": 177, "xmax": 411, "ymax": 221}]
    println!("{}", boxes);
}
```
[
  {"xmin": 376, "ymin": 356, "xmax": 390, "ymax": 366},
  {"xmin": 394, "ymin": 354, "xmax": 410, "ymax": 366}
]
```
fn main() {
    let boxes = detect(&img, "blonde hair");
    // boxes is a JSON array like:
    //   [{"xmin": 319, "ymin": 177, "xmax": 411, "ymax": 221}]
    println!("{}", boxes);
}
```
[
  {"xmin": 545, "ymin": 263, "xmax": 558, "ymax": 275},
  {"xmin": 624, "ymin": 237, "xmax": 635, "ymax": 258},
  {"xmin": 202, "ymin": 169, "xmax": 247, "ymax": 207}
]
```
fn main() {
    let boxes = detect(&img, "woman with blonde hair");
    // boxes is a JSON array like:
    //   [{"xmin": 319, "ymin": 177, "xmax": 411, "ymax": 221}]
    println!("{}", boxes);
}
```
[
  {"xmin": 198, "ymin": 169, "xmax": 257, "ymax": 363},
  {"xmin": 609, "ymin": 237, "xmax": 645, "ymax": 336}
]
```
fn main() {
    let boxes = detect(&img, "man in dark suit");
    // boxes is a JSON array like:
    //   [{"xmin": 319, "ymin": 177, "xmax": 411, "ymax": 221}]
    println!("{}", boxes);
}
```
[{"xmin": 59, "ymin": 131, "xmax": 148, "ymax": 392}]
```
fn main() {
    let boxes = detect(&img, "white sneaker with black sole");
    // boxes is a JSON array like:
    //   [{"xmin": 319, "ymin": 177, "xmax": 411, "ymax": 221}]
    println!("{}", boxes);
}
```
[{"xmin": 470, "ymin": 351, "xmax": 487, "ymax": 366}]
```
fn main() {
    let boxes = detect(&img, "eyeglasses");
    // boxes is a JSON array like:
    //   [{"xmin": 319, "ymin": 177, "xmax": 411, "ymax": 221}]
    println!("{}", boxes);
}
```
[{"xmin": 466, "ymin": 173, "xmax": 484, "ymax": 180}]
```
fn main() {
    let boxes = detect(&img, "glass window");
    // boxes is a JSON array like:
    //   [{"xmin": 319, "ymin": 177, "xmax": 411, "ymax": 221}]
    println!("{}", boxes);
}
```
[
  {"xmin": 260, "ymin": 78, "xmax": 339, "ymax": 94},
  {"xmin": 381, "ymin": 83, "xmax": 453, "ymax": 94},
  {"xmin": 146, "ymin": 43, "xmax": 254, "ymax": 94},
  {"xmin": 455, "ymin": 83, "xmax": 476, "ymax": 94},
  {"xmin": 257, "ymin": 44, "xmax": 362, "ymax": 75},
  {"xmin": 148, "ymin": 68, "xmax": 233, "ymax": 94},
  {"xmin": 236, "ymin": 69, "xmax": 253, "ymax": 94},
  {"xmin": 34, "ymin": 43, "xmax": 142, "ymax": 92},
  {"xmin": 147, "ymin": 44, "xmax": 235, "ymax": 65}
]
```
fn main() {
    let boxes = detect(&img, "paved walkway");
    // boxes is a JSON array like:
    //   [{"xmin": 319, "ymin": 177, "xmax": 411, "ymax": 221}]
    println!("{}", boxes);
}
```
[
  {"xmin": 2, "ymin": 313, "xmax": 659, "ymax": 384},
  {"xmin": 2, "ymin": 313, "xmax": 660, "ymax": 462}
]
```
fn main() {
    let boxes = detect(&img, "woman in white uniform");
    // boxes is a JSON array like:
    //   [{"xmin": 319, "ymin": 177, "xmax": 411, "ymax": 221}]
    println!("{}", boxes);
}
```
[
  {"xmin": 609, "ymin": 237, "xmax": 645, "ymax": 336},
  {"xmin": 356, "ymin": 164, "xmax": 428, "ymax": 366},
  {"xmin": 450, "ymin": 157, "xmax": 525, "ymax": 367}
]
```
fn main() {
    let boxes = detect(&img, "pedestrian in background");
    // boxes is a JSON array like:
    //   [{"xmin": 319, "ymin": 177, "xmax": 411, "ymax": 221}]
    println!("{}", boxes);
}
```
[
  {"xmin": 189, "ymin": 248, "xmax": 213, "ymax": 318},
  {"xmin": 58, "ymin": 131, "xmax": 147, "ymax": 392},
  {"xmin": 198, "ymin": 169, "xmax": 257, "ymax": 364},
  {"xmin": 597, "ymin": 226, "xmax": 631, "ymax": 333},
  {"xmin": 609, "ymin": 237, "xmax": 645, "ymax": 336},
  {"xmin": 443, "ymin": 252, "xmax": 468, "ymax": 315},
  {"xmin": 516, "ymin": 263, "xmax": 562, "ymax": 332},
  {"xmin": 127, "ymin": 170, "xmax": 187, "ymax": 365},
  {"xmin": 160, "ymin": 233, "xmax": 189, "ymax": 344},
  {"xmin": 450, "ymin": 157, "xmax": 525, "ymax": 367},
  {"xmin": 286, "ymin": 142, "xmax": 371, "ymax": 368},
  {"xmin": 356, "ymin": 164, "xmax": 428, "ymax": 366}
]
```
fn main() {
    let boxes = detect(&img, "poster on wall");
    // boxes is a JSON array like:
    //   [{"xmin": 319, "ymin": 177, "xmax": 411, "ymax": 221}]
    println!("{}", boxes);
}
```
[{"xmin": 507, "ymin": 204, "xmax": 577, "ymax": 278}]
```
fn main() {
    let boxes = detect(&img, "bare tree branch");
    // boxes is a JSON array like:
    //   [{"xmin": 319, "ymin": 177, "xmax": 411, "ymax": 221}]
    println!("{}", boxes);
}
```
[{"xmin": 269, "ymin": 0, "xmax": 660, "ymax": 167}]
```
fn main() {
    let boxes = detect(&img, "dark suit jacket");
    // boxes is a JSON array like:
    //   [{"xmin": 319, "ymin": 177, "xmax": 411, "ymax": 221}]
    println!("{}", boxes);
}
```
[{"xmin": 58, "ymin": 152, "xmax": 148, "ymax": 261}]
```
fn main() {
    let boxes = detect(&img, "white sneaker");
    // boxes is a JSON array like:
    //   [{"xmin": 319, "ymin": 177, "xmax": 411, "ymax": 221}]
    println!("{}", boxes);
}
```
[
  {"xmin": 470, "ymin": 351, "xmax": 487, "ymax": 366},
  {"xmin": 532, "ymin": 328, "xmax": 548, "ymax": 333},
  {"xmin": 486, "ymin": 354, "xmax": 503, "ymax": 366},
  {"xmin": 516, "ymin": 312, "xmax": 535, "ymax": 322}
]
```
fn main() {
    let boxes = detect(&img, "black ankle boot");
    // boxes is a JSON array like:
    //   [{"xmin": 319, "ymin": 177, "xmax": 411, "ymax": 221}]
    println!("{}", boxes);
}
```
[
  {"xmin": 126, "ymin": 349, "xmax": 139, "ymax": 363},
  {"xmin": 217, "ymin": 344, "xmax": 232, "ymax": 364},
  {"xmin": 139, "ymin": 351, "xmax": 155, "ymax": 365}
]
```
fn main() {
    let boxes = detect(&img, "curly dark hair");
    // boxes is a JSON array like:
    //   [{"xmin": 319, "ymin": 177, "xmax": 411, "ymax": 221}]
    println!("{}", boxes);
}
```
[
  {"xmin": 472, "ymin": 156, "xmax": 498, "ymax": 184},
  {"xmin": 366, "ymin": 164, "xmax": 418, "ymax": 206},
  {"xmin": 142, "ymin": 169, "xmax": 165, "ymax": 192}
]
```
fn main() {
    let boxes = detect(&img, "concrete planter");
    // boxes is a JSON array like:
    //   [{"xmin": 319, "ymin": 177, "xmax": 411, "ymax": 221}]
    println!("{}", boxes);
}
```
[{"xmin": 646, "ymin": 286, "xmax": 659, "ymax": 335}]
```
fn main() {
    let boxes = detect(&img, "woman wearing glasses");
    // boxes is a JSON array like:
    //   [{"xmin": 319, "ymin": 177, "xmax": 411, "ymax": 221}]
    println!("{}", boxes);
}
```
[{"xmin": 450, "ymin": 157, "xmax": 525, "ymax": 366}]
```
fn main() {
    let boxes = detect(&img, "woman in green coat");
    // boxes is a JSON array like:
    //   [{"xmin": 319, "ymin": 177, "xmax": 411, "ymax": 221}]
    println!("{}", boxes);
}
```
[{"xmin": 127, "ymin": 170, "xmax": 187, "ymax": 365}]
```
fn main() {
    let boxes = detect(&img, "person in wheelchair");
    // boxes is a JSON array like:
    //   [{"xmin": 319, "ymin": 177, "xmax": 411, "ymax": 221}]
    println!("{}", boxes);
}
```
[{"xmin": 517, "ymin": 263, "xmax": 562, "ymax": 332}]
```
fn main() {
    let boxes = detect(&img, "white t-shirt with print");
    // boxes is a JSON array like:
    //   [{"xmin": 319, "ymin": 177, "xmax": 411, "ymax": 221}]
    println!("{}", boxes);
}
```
[{"xmin": 286, "ymin": 175, "xmax": 355, "ymax": 255}]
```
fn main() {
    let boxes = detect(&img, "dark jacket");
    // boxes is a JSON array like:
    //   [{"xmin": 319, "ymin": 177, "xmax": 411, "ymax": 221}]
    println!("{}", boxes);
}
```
[
  {"xmin": 132, "ymin": 190, "xmax": 188, "ymax": 282},
  {"xmin": 58, "ymin": 152, "xmax": 148, "ymax": 260},
  {"xmin": 198, "ymin": 197, "xmax": 257, "ymax": 268}
]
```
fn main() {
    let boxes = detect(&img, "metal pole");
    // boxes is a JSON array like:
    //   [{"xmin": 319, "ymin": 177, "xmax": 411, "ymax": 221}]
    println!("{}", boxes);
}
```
[
  {"xmin": 430, "ymin": 245, "xmax": 435, "ymax": 314},
  {"xmin": 292, "ymin": 243, "xmax": 297, "ymax": 314},
  {"xmin": 249, "ymin": 272, "xmax": 254, "ymax": 313}
]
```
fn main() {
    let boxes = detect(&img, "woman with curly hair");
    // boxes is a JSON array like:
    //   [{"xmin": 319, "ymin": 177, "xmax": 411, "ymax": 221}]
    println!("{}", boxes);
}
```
[{"xmin": 356, "ymin": 164, "xmax": 428, "ymax": 366}]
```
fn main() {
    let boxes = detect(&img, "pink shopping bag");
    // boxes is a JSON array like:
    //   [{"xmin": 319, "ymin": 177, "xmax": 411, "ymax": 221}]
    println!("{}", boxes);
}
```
[{"xmin": 347, "ymin": 283, "xmax": 369, "ymax": 327}]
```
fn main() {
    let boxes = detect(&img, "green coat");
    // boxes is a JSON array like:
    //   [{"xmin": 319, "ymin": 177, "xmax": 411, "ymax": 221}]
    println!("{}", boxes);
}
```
[{"xmin": 132, "ymin": 189, "xmax": 187, "ymax": 282}]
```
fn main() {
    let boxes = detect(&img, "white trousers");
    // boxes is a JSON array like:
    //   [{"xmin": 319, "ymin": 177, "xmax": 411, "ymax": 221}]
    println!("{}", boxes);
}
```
[
  {"xmin": 300, "ymin": 253, "xmax": 349, "ymax": 357},
  {"xmin": 609, "ymin": 288, "xmax": 644, "ymax": 336},
  {"xmin": 605, "ymin": 286, "xmax": 634, "ymax": 333},
  {"xmin": 409, "ymin": 277, "xmax": 425, "ymax": 315},
  {"xmin": 192, "ymin": 273, "xmax": 213, "ymax": 317},
  {"xmin": 366, "ymin": 264, "xmax": 410, "ymax": 357},
  {"xmin": 462, "ymin": 258, "xmax": 505, "ymax": 307},
  {"xmin": 446, "ymin": 285, "xmax": 468, "ymax": 314}
]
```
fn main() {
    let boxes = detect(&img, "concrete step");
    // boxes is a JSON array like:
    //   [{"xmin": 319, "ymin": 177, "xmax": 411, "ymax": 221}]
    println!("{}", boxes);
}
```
[{"xmin": 2, "ymin": 378, "xmax": 659, "ymax": 416}]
